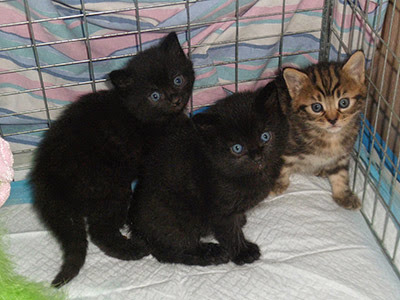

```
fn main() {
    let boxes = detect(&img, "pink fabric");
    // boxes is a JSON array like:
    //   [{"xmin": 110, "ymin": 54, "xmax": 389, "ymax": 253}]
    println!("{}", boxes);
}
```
[{"xmin": 0, "ymin": 137, "xmax": 14, "ymax": 207}]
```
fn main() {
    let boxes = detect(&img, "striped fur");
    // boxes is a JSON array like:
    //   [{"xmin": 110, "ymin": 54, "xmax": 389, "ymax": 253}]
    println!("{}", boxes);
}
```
[{"xmin": 272, "ymin": 51, "xmax": 367, "ymax": 209}]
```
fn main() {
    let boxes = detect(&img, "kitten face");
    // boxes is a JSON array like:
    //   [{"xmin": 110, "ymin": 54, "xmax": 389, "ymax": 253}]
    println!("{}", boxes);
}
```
[
  {"xmin": 221, "ymin": 122, "xmax": 276, "ymax": 175},
  {"xmin": 283, "ymin": 51, "xmax": 366, "ymax": 134},
  {"xmin": 194, "ymin": 90, "xmax": 287, "ymax": 178},
  {"xmin": 109, "ymin": 32, "xmax": 195, "ymax": 122}
]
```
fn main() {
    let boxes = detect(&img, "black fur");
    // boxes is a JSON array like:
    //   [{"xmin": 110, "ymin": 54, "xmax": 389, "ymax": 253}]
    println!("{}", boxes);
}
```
[
  {"xmin": 29, "ymin": 32, "xmax": 195, "ymax": 287},
  {"xmin": 128, "ymin": 82, "xmax": 288, "ymax": 266}
]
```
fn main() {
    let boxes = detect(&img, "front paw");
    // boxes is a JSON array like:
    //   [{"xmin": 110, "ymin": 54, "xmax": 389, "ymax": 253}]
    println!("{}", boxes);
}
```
[
  {"xmin": 270, "ymin": 178, "xmax": 289, "ymax": 197},
  {"xmin": 200, "ymin": 243, "xmax": 230, "ymax": 265},
  {"xmin": 238, "ymin": 214, "xmax": 247, "ymax": 228},
  {"xmin": 333, "ymin": 191, "xmax": 361, "ymax": 210},
  {"xmin": 232, "ymin": 241, "xmax": 261, "ymax": 265}
]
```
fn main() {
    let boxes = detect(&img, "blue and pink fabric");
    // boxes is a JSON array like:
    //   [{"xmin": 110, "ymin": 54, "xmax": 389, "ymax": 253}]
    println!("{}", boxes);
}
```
[{"xmin": 0, "ymin": 0, "xmax": 387, "ymax": 152}]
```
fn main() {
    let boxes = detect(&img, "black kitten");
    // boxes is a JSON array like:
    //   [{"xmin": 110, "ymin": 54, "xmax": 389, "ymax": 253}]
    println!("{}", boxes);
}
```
[
  {"xmin": 128, "ymin": 82, "xmax": 288, "ymax": 266},
  {"xmin": 29, "ymin": 32, "xmax": 195, "ymax": 287}
]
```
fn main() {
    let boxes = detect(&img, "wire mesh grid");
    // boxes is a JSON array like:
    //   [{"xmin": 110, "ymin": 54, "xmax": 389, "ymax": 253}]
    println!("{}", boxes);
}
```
[
  {"xmin": 329, "ymin": 0, "xmax": 400, "ymax": 278},
  {"xmin": 0, "ymin": 0, "xmax": 399, "ymax": 280},
  {"xmin": 0, "ymin": 0, "xmax": 325, "ymax": 159}
]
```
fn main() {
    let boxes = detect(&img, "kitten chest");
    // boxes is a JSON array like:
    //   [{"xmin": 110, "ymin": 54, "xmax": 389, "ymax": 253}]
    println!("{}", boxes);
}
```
[
  {"xmin": 285, "ymin": 154, "xmax": 340, "ymax": 174},
  {"xmin": 285, "ymin": 135, "xmax": 350, "ymax": 175}
]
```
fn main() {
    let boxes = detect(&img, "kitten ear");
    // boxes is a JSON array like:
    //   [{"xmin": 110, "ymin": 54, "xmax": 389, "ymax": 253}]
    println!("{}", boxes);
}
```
[
  {"xmin": 255, "ymin": 81, "xmax": 275, "ymax": 111},
  {"xmin": 342, "ymin": 50, "xmax": 365, "ymax": 84},
  {"xmin": 283, "ymin": 68, "xmax": 311, "ymax": 99},
  {"xmin": 160, "ymin": 32, "xmax": 186, "ymax": 58},
  {"xmin": 109, "ymin": 69, "xmax": 131, "ymax": 88},
  {"xmin": 222, "ymin": 87, "xmax": 234, "ymax": 96},
  {"xmin": 256, "ymin": 81, "xmax": 289, "ymax": 116}
]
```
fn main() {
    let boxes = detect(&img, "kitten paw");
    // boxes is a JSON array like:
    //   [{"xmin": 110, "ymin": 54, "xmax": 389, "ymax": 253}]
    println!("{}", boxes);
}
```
[
  {"xmin": 232, "ymin": 241, "xmax": 261, "ymax": 265},
  {"xmin": 238, "ymin": 214, "xmax": 247, "ymax": 228},
  {"xmin": 333, "ymin": 191, "xmax": 361, "ymax": 210},
  {"xmin": 270, "ymin": 181, "xmax": 289, "ymax": 197},
  {"xmin": 199, "ymin": 243, "xmax": 230, "ymax": 265},
  {"xmin": 96, "ymin": 236, "xmax": 150, "ymax": 260}
]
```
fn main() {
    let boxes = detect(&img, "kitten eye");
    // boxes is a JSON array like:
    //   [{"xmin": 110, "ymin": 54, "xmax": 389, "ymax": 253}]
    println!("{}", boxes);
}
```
[
  {"xmin": 173, "ymin": 75, "xmax": 184, "ymax": 86},
  {"xmin": 260, "ymin": 131, "xmax": 271, "ymax": 143},
  {"xmin": 311, "ymin": 103, "xmax": 323, "ymax": 113},
  {"xmin": 338, "ymin": 98, "xmax": 350, "ymax": 109},
  {"xmin": 231, "ymin": 144, "xmax": 243, "ymax": 155},
  {"xmin": 150, "ymin": 91, "xmax": 161, "ymax": 102}
]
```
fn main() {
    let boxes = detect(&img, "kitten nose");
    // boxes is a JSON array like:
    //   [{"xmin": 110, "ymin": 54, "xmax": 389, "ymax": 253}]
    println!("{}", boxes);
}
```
[
  {"xmin": 170, "ymin": 96, "xmax": 181, "ymax": 105},
  {"xmin": 250, "ymin": 151, "xmax": 263, "ymax": 164},
  {"xmin": 327, "ymin": 118, "xmax": 338, "ymax": 125}
]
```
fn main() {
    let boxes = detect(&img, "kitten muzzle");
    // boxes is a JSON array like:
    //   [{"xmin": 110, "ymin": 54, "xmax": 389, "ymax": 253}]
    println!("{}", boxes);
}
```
[
  {"xmin": 327, "ymin": 118, "xmax": 338, "ymax": 125},
  {"xmin": 326, "ymin": 125, "xmax": 342, "ymax": 133},
  {"xmin": 170, "ymin": 97, "xmax": 182, "ymax": 106},
  {"xmin": 250, "ymin": 154, "xmax": 264, "ymax": 169}
]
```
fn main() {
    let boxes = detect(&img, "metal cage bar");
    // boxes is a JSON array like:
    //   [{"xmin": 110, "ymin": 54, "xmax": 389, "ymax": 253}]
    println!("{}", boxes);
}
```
[
  {"xmin": 80, "ymin": 0, "xmax": 97, "ymax": 93},
  {"xmin": 185, "ymin": 0, "xmax": 193, "ymax": 115},
  {"xmin": 278, "ymin": 0, "xmax": 286, "ymax": 68},
  {"xmin": 319, "ymin": 0, "xmax": 334, "ymax": 61},
  {"xmin": 22, "ymin": 0, "xmax": 52, "ymax": 128},
  {"xmin": 134, "ymin": 0, "xmax": 143, "ymax": 52},
  {"xmin": 0, "ymin": 0, "xmax": 399, "ymax": 279}
]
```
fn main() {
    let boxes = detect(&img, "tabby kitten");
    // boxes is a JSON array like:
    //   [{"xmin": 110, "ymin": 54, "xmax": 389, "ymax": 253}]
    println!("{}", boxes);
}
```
[
  {"xmin": 30, "ymin": 32, "xmax": 195, "ymax": 287},
  {"xmin": 128, "ymin": 82, "xmax": 288, "ymax": 265},
  {"xmin": 272, "ymin": 51, "xmax": 366, "ymax": 209}
]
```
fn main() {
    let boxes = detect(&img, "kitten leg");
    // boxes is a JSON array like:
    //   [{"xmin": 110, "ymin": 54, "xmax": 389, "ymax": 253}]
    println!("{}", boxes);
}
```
[
  {"xmin": 88, "ymin": 218, "xmax": 149, "ymax": 260},
  {"xmin": 88, "ymin": 190, "xmax": 149, "ymax": 260},
  {"xmin": 270, "ymin": 165, "xmax": 291, "ymax": 196},
  {"xmin": 327, "ymin": 165, "xmax": 361, "ymax": 210},
  {"xmin": 140, "ymin": 220, "xmax": 229, "ymax": 266},
  {"xmin": 238, "ymin": 213, "xmax": 247, "ymax": 228},
  {"xmin": 213, "ymin": 214, "xmax": 260, "ymax": 265},
  {"xmin": 151, "ymin": 242, "xmax": 230, "ymax": 266}
]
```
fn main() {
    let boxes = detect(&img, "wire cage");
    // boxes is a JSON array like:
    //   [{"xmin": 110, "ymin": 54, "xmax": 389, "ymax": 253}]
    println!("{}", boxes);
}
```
[{"xmin": 0, "ymin": 0, "xmax": 399, "ymax": 288}]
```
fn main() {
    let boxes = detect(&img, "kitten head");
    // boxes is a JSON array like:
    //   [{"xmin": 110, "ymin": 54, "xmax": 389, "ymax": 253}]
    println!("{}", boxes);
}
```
[
  {"xmin": 109, "ymin": 32, "xmax": 195, "ymax": 122},
  {"xmin": 193, "ymin": 84, "xmax": 288, "ymax": 179},
  {"xmin": 283, "ymin": 51, "xmax": 366, "ymax": 133}
]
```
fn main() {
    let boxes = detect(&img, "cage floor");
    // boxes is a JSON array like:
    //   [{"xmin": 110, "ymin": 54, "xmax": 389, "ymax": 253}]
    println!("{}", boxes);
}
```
[{"xmin": 2, "ymin": 170, "xmax": 400, "ymax": 300}]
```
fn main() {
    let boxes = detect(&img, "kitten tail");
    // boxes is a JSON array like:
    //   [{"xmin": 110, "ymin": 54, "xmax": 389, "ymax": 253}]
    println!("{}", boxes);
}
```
[
  {"xmin": 48, "ymin": 215, "xmax": 87, "ymax": 288},
  {"xmin": 37, "ymin": 210, "xmax": 88, "ymax": 288}
]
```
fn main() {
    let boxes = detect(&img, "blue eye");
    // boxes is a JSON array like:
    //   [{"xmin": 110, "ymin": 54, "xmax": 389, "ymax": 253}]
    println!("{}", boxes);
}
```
[
  {"xmin": 173, "ymin": 75, "xmax": 184, "ymax": 86},
  {"xmin": 150, "ymin": 91, "xmax": 161, "ymax": 102},
  {"xmin": 311, "ymin": 103, "xmax": 323, "ymax": 113},
  {"xmin": 261, "ymin": 131, "xmax": 271, "ymax": 143},
  {"xmin": 231, "ymin": 144, "xmax": 243, "ymax": 155},
  {"xmin": 338, "ymin": 98, "xmax": 350, "ymax": 108}
]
